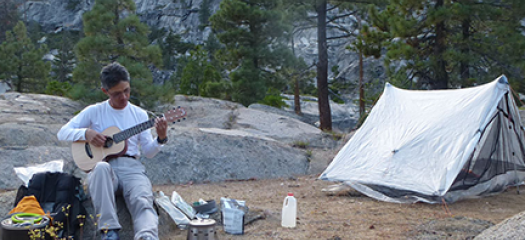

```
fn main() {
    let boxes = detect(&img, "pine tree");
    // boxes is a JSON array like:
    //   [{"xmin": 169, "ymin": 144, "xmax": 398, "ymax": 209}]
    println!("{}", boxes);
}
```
[
  {"xmin": 159, "ymin": 31, "xmax": 195, "ymax": 70},
  {"xmin": 48, "ymin": 30, "xmax": 80, "ymax": 83},
  {"xmin": 282, "ymin": 0, "xmax": 386, "ymax": 130},
  {"xmin": 0, "ymin": 21, "xmax": 51, "ymax": 93},
  {"xmin": 0, "ymin": 0, "xmax": 19, "ymax": 42},
  {"xmin": 199, "ymin": 0, "xmax": 212, "ymax": 30},
  {"xmin": 73, "ymin": 0, "xmax": 163, "ymax": 107},
  {"xmin": 210, "ymin": 0, "xmax": 293, "ymax": 106},
  {"xmin": 367, "ymin": 0, "xmax": 525, "ymax": 90}
]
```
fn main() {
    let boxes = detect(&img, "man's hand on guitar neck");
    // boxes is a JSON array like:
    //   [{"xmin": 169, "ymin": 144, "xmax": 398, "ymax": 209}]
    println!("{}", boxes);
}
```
[
  {"xmin": 85, "ymin": 129, "xmax": 107, "ymax": 147},
  {"xmin": 154, "ymin": 117, "xmax": 168, "ymax": 141}
]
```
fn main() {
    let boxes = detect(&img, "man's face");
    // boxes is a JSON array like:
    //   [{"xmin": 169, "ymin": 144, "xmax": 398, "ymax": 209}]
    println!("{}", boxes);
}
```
[{"xmin": 102, "ymin": 81, "xmax": 130, "ymax": 110}]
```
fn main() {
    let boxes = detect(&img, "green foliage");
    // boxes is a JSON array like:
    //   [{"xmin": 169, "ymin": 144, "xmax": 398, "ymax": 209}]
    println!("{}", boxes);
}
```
[
  {"xmin": 159, "ymin": 31, "xmax": 195, "ymax": 70},
  {"xmin": 199, "ymin": 0, "xmax": 212, "ymax": 30},
  {"xmin": 0, "ymin": 0, "xmax": 19, "ymax": 41},
  {"xmin": 47, "ymin": 30, "xmax": 81, "ymax": 83},
  {"xmin": 67, "ymin": 83, "xmax": 107, "ymax": 103},
  {"xmin": 259, "ymin": 94, "xmax": 289, "ymax": 109},
  {"xmin": 73, "ymin": 0, "xmax": 166, "ymax": 107},
  {"xmin": 0, "ymin": 21, "xmax": 51, "ymax": 93},
  {"xmin": 45, "ymin": 80, "xmax": 72, "ymax": 96},
  {"xmin": 292, "ymin": 140, "xmax": 309, "ymax": 149},
  {"xmin": 210, "ymin": 0, "xmax": 293, "ymax": 106},
  {"xmin": 204, "ymin": 33, "xmax": 222, "ymax": 60},
  {"xmin": 230, "ymin": 62, "xmax": 265, "ymax": 106},
  {"xmin": 66, "ymin": 0, "xmax": 82, "ymax": 10},
  {"xmin": 177, "ymin": 44, "xmax": 231, "ymax": 99},
  {"xmin": 366, "ymin": 0, "xmax": 525, "ymax": 90}
]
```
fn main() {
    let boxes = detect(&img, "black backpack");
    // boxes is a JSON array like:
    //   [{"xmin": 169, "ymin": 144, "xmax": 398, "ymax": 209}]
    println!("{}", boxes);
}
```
[{"xmin": 14, "ymin": 172, "xmax": 87, "ymax": 238}]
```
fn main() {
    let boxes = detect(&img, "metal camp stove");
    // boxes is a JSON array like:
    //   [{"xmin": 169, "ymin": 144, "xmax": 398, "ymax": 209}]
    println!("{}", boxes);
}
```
[{"xmin": 186, "ymin": 218, "xmax": 217, "ymax": 240}]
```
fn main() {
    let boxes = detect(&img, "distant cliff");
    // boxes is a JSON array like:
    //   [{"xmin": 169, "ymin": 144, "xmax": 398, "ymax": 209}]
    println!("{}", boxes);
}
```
[{"xmin": 16, "ymin": 0, "xmax": 385, "ymax": 92}]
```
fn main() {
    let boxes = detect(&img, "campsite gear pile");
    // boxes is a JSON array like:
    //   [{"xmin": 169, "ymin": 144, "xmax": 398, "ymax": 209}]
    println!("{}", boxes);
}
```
[
  {"xmin": 320, "ymin": 75, "xmax": 525, "ymax": 203},
  {"xmin": 186, "ymin": 219, "xmax": 217, "ymax": 240},
  {"xmin": 1, "ymin": 170, "xmax": 86, "ymax": 239},
  {"xmin": 155, "ymin": 191, "xmax": 247, "ymax": 236},
  {"xmin": 281, "ymin": 193, "xmax": 297, "ymax": 228}
]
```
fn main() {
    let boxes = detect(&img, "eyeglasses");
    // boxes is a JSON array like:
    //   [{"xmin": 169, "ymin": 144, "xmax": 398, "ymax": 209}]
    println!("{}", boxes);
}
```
[{"xmin": 107, "ymin": 88, "xmax": 130, "ymax": 98}]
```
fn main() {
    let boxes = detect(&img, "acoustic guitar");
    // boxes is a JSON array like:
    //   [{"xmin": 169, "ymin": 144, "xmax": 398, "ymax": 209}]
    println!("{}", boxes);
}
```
[{"xmin": 71, "ymin": 106, "xmax": 187, "ymax": 172}]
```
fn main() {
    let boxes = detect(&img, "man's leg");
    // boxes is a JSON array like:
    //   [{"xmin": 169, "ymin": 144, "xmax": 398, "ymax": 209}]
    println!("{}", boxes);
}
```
[
  {"xmin": 119, "ymin": 170, "xmax": 158, "ymax": 240},
  {"xmin": 88, "ymin": 162, "xmax": 121, "ymax": 231}
]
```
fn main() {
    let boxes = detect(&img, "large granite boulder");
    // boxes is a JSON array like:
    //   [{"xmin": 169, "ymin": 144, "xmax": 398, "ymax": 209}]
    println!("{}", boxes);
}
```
[
  {"xmin": 474, "ymin": 211, "xmax": 525, "ymax": 240},
  {"xmin": 0, "ymin": 92, "xmax": 334, "ymax": 238},
  {"xmin": 0, "ymin": 93, "xmax": 331, "ymax": 189}
]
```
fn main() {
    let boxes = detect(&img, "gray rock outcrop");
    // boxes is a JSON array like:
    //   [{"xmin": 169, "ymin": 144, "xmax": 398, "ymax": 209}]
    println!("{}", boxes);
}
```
[
  {"xmin": 474, "ymin": 211, "xmax": 525, "ymax": 240},
  {"xmin": 0, "ymin": 93, "xmax": 328, "ymax": 190},
  {"xmin": 0, "ymin": 92, "xmax": 338, "ymax": 238}
]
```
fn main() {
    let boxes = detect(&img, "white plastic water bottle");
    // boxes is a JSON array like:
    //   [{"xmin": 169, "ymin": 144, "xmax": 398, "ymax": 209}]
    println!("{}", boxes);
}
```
[{"xmin": 281, "ymin": 193, "xmax": 297, "ymax": 228}]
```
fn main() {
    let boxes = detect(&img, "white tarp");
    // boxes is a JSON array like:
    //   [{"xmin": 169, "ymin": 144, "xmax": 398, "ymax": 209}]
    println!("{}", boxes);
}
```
[{"xmin": 320, "ymin": 75, "xmax": 510, "ymax": 199}]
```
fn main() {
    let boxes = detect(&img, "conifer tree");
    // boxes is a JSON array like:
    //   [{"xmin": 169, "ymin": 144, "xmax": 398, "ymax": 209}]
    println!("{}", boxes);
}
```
[
  {"xmin": 0, "ymin": 21, "xmax": 51, "ymax": 93},
  {"xmin": 0, "ymin": 0, "xmax": 19, "ymax": 41},
  {"xmin": 210, "ymin": 0, "xmax": 293, "ymax": 106},
  {"xmin": 367, "ymin": 0, "xmax": 525, "ymax": 90},
  {"xmin": 73, "ymin": 0, "xmax": 163, "ymax": 107},
  {"xmin": 48, "ymin": 30, "xmax": 80, "ymax": 83},
  {"xmin": 199, "ymin": 0, "xmax": 212, "ymax": 30},
  {"xmin": 180, "ymin": 46, "xmax": 225, "ymax": 96},
  {"xmin": 282, "ymin": 0, "xmax": 386, "ymax": 130}
]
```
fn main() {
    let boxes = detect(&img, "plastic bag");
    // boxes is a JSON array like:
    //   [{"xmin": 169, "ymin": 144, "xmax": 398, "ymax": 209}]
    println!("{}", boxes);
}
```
[
  {"xmin": 14, "ymin": 159, "xmax": 64, "ymax": 187},
  {"xmin": 171, "ymin": 191, "xmax": 196, "ymax": 219},
  {"xmin": 154, "ymin": 191, "xmax": 190, "ymax": 230},
  {"xmin": 220, "ymin": 197, "xmax": 248, "ymax": 235}
]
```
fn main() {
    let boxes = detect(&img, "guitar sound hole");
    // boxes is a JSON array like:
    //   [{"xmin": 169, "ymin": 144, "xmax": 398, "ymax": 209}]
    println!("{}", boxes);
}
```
[
  {"xmin": 84, "ymin": 143, "xmax": 93, "ymax": 159},
  {"xmin": 104, "ymin": 137, "xmax": 114, "ymax": 148}
]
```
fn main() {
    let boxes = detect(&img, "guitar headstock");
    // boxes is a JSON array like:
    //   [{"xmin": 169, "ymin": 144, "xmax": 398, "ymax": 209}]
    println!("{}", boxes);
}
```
[{"xmin": 164, "ymin": 106, "xmax": 187, "ymax": 123}]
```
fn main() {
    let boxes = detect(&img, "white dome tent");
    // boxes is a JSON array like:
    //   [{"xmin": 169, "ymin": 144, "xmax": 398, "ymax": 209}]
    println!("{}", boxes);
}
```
[{"xmin": 320, "ymin": 75, "xmax": 525, "ymax": 203}]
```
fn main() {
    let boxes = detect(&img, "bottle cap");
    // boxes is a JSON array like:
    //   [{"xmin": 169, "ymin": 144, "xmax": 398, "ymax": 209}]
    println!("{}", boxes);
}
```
[{"xmin": 288, "ymin": 193, "xmax": 294, "ymax": 196}]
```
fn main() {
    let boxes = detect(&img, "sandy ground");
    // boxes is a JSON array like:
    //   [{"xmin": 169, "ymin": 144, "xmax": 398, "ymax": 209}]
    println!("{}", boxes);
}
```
[{"xmin": 154, "ymin": 174, "xmax": 525, "ymax": 240}]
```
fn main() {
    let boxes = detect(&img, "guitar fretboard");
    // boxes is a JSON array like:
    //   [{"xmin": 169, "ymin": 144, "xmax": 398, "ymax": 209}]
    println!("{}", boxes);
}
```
[{"xmin": 112, "ymin": 119, "xmax": 156, "ymax": 143}]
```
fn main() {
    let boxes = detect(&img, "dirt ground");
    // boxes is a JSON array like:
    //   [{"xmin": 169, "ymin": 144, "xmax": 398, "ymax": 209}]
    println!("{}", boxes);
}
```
[{"xmin": 154, "ymin": 174, "xmax": 525, "ymax": 240}]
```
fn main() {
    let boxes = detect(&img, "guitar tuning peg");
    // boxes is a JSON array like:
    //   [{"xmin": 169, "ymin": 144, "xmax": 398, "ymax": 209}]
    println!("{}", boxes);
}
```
[
  {"xmin": 173, "ymin": 122, "xmax": 177, "ymax": 124},
  {"xmin": 177, "ymin": 119, "xmax": 181, "ymax": 122},
  {"xmin": 183, "ymin": 118, "xmax": 186, "ymax": 121},
  {"xmin": 177, "ymin": 106, "xmax": 181, "ymax": 108}
]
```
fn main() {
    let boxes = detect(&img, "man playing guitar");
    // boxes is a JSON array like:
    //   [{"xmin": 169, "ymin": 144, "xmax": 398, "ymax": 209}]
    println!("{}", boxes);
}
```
[{"xmin": 57, "ymin": 62, "xmax": 168, "ymax": 240}]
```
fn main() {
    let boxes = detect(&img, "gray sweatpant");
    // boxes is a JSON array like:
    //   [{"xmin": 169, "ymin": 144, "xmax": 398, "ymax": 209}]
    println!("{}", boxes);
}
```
[{"xmin": 88, "ymin": 157, "xmax": 158, "ymax": 240}]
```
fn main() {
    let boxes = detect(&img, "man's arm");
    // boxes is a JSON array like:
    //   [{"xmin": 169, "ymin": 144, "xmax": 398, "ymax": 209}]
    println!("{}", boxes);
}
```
[
  {"xmin": 138, "ymin": 115, "xmax": 168, "ymax": 158},
  {"xmin": 57, "ymin": 106, "xmax": 94, "ymax": 142}
]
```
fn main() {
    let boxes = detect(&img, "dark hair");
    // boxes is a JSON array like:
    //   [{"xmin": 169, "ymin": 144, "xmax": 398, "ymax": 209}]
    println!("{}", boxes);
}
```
[{"xmin": 100, "ymin": 62, "xmax": 130, "ymax": 90}]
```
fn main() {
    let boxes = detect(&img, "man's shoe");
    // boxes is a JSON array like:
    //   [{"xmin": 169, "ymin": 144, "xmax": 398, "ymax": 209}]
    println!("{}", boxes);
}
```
[{"xmin": 101, "ymin": 230, "xmax": 120, "ymax": 240}]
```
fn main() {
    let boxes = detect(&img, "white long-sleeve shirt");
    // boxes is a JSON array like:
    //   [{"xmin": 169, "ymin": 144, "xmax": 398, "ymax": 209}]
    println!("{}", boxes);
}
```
[{"xmin": 57, "ymin": 100, "xmax": 162, "ymax": 158}]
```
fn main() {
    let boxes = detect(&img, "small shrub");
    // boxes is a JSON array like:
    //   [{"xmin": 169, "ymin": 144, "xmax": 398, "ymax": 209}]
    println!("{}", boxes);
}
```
[
  {"xmin": 258, "ymin": 95, "xmax": 289, "ymax": 109},
  {"xmin": 45, "ymin": 81, "xmax": 71, "ymax": 97},
  {"xmin": 293, "ymin": 141, "xmax": 309, "ymax": 149}
]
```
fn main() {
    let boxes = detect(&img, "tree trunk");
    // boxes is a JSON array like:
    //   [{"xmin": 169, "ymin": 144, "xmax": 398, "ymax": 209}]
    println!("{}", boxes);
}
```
[
  {"xmin": 291, "ymin": 34, "xmax": 301, "ymax": 115},
  {"xmin": 359, "ymin": 48, "xmax": 365, "ymax": 117},
  {"xmin": 433, "ymin": 0, "xmax": 448, "ymax": 89},
  {"xmin": 316, "ymin": 0, "xmax": 332, "ymax": 131},
  {"xmin": 294, "ymin": 76, "xmax": 301, "ymax": 115},
  {"xmin": 460, "ymin": 18, "xmax": 470, "ymax": 86}
]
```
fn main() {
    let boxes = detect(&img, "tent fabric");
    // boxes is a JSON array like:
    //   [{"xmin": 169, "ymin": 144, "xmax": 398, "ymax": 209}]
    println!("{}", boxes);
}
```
[{"xmin": 319, "ymin": 75, "xmax": 525, "ymax": 203}]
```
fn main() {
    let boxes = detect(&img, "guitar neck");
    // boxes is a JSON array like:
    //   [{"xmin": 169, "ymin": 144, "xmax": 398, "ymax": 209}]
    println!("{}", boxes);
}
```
[{"xmin": 112, "ymin": 118, "xmax": 156, "ymax": 143}]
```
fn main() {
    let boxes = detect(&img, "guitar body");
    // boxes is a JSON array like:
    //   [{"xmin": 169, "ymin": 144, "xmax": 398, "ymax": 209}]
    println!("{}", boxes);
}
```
[
  {"xmin": 70, "ymin": 106, "xmax": 187, "ymax": 172},
  {"xmin": 71, "ymin": 126, "xmax": 127, "ymax": 172}
]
